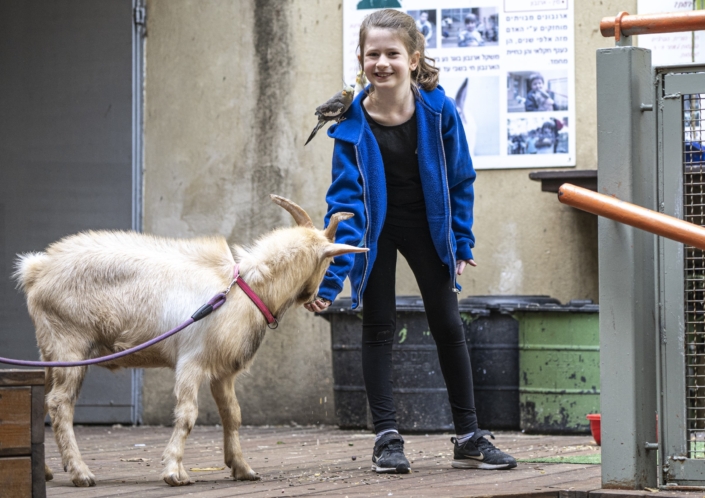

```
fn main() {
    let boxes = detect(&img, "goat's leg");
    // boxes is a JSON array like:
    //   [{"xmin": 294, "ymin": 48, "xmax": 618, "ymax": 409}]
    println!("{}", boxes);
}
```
[
  {"xmin": 161, "ymin": 364, "xmax": 204, "ymax": 486},
  {"xmin": 43, "ymin": 367, "xmax": 54, "ymax": 482},
  {"xmin": 210, "ymin": 374, "xmax": 258, "ymax": 481},
  {"xmin": 46, "ymin": 365, "xmax": 94, "ymax": 487}
]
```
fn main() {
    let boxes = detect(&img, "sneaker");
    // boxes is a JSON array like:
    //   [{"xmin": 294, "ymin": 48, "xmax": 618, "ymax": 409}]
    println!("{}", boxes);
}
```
[
  {"xmin": 371, "ymin": 432, "xmax": 411, "ymax": 474},
  {"xmin": 451, "ymin": 429, "xmax": 517, "ymax": 470}
]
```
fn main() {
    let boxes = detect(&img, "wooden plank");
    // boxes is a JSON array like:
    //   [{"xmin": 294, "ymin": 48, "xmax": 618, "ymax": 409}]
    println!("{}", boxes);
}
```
[
  {"xmin": 0, "ymin": 370, "xmax": 45, "ymax": 387},
  {"xmin": 559, "ymin": 490, "xmax": 594, "ymax": 498},
  {"xmin": 31, "ymin": 386, "xmax": 44, "ymax": 445},
  {"xmin": 0, "ymin": 456, "xmax": 32, "ymax": 497},
  {"xmin": 0, "ymin": 387, "xmax": 31, "ymax": 456},
  {"xmin": 32, "ymin": 443, "xmax": 45, "ymax": 498},
  {"xmin": 588, "ymin": 492, "xmax": 690, "ymax": 498}
]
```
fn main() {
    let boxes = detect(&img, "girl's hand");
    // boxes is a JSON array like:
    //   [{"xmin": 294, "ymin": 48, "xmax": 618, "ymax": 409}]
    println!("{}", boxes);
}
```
[
  {"xmin": 304, "ymin": 296, "xmax": 332, "ymax": 313},
  {"xmin": 456, "ymin": 259, "xmax": 477, "ymax": 275}
]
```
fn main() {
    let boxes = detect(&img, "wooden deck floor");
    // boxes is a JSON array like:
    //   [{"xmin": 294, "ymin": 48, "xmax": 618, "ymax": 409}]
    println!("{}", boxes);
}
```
[{"xmin": 42, "ymin": 425, "xmax": 693, "ymax": 498}]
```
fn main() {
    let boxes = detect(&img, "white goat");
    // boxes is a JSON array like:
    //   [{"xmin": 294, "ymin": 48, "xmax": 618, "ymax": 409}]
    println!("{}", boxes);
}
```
[{"xmin": 13, "ymin": 195, "xmax": 365, "ymax": 487}]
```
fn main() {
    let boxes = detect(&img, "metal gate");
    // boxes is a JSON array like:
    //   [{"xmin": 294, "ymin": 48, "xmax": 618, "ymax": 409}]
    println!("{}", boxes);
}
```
[
  {"xmin": 568, "ymin": 9, "xmax": 705, "ymax": 490},
  {"xmin": 658, "ymin": 68, "xmax": 705, "ymax": 486}
]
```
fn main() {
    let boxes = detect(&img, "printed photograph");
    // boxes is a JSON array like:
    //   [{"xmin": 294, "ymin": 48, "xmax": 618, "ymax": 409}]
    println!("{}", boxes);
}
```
[
  {"xmin": 507, "ymin": 116, "xmax": 569, "ymax": 155},
  {"xmin": 442, "ymin": 75, "xmax": 499, "ymax": 156},
  {"xmin": 408, "ymin": 10, "xmax": 437, "ymax": 49},
  {"xmin": 440, "ymin": 7, "xmax": 499, "ymax": 48},
  {"xmin": 356, "ymin": 0, "xmax": 402, "ymax": 9},
  {"xmin": 507, "ymin": 70, "xmax": 569, "ymax": 113}
]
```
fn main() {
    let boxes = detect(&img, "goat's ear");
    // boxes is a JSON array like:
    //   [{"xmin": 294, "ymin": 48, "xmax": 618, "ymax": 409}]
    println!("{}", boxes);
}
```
[
  {"xmin": 323, "ymin": 244, "xmax": 369, "ymax": 259},
  {"xmin": 324, "ymin": 212, "xmax": 354, "ymax": 241},
  {"xmin": 270, "ymin": 194, "xmax": 315, "ymax": 228}
]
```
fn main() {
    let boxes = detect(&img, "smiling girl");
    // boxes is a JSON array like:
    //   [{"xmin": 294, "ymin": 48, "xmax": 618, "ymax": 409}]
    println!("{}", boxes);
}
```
[{"xmin": 304, "ymin": 9, "xmax": 517, "ymax": 474}]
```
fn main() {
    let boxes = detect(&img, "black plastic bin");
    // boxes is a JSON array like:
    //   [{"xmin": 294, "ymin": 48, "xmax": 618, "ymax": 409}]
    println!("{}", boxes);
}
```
[
  {"xmin": 459, "ymin": 296, "xmax": 560, "ymax": 431},
  {"xmin": 320, "ymin": 296, "xmax": 488, "ymax": 432}
]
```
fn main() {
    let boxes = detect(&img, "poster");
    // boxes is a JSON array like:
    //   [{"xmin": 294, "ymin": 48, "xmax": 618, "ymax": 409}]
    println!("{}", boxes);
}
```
[
  {"xmin": 637, "ymin": 0, "xmax": 705, "ymax": 66},
  {"xmin": 343, "ymin": 0, "xmax": 576, "ymax": 170}
]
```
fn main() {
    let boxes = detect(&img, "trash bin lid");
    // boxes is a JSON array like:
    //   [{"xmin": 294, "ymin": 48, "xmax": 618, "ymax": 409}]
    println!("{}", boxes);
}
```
[
  {"xmin": 459, "ymin": 295, "xmax": 560, "ymax": 310},
  {"xmin": 317, "ymin": 295, "xmax": 489, "ymax": 317},
  {"xmin": 499, "ymin": 298, "xmax": 599, "ymax": 313}
]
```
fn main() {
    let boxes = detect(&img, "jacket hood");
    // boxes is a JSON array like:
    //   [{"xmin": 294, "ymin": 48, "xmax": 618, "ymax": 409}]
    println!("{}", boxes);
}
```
[{"xmin": 328, "ymin": 85, "xmax": 448, "ymax": 144}]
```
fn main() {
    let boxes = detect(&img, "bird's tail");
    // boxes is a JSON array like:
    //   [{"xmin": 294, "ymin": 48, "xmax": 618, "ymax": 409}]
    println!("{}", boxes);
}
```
[{"xmin": 304, "ymin": 120, "xmax": 326, "ymax": 146}]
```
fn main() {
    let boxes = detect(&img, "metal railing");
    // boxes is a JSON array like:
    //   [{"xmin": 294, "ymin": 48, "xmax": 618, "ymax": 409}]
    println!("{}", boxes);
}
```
[
  {"xmin": 601, "ymin": 11, "xmax": 705, "ymax": 41},
  {"xmin": 557, "ymin": 184, "xmax": 705, "ymax": 250}
]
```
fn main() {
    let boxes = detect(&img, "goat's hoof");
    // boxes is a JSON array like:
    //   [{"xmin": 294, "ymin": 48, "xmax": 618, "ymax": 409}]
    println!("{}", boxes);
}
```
[
  {"xmin": 233, "ymin": 465, "xmax": 259, "ymax": 481},
  {"xmin": 162, "ymin": 467, "xmax": 193, "ymax": 487},
  {"xmin": 71, "ymin": 471, "xmax": 96, "ymax": 487},
  {"xmin": 163, "ymin": 474, "xmax": 194, "ymax": 486},
  {"xmin": 44, "ymin": 463, "xmax": 54, "ymax": 481}
]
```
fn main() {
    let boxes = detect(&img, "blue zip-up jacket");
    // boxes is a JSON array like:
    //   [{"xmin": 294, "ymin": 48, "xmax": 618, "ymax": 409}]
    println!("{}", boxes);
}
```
[{"xmin": 317, "ymin": 85, "xmax": 476, "ymax": 309}]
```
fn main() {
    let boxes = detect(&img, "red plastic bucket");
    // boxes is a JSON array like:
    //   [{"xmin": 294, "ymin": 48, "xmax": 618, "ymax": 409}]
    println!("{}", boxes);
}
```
[{"xmin": 586, "ymin": 414, "xmax": 601, "ymax": 445}]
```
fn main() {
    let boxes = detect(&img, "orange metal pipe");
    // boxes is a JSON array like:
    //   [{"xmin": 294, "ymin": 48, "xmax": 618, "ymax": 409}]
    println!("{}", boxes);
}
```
[
  {"xmin": 557, "ymin": 183, "xmax": 705, "ymax": 251},
  {"xmin": 601, "ymin": 10, "xmax": 705, "ymax": 38}
]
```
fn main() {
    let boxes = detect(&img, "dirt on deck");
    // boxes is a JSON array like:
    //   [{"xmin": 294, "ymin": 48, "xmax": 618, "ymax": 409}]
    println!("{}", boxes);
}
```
[{"xmin": 42, "ymin": 425, "xmax": 693, "ymax": 497}]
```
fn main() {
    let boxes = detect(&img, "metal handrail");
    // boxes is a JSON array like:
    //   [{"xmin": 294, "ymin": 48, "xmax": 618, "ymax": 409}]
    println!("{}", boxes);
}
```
[
  {"xmin": 601, "ymin": 10, "xmax": 705, "ymax": 40},
  {"xmin": 557, "ymin": 183, "xmax": 705, "ymax": 251}
]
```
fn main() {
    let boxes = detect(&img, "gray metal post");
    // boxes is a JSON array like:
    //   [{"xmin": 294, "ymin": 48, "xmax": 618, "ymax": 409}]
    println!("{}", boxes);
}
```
[{"xmin": 596, "ymin": 46, "xmax": 658, "ymax": 488}]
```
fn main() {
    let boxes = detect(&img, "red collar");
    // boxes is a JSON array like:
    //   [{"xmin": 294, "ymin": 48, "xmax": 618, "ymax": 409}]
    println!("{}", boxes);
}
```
[{"xmin": 231, "ymin": 264, "xmax": 278, "ymax": 329}]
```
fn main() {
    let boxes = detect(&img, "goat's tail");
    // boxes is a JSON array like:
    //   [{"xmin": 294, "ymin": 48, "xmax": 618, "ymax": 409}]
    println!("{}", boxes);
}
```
[{"xmin": 13, "ymin": 252, "xmax": 49, "ymax": 292}]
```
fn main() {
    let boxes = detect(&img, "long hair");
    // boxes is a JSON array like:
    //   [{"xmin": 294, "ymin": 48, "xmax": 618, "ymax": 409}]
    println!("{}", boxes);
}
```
[{"xmin": 359, "ymin": 9, "xmax": 439, "ymax": 92}]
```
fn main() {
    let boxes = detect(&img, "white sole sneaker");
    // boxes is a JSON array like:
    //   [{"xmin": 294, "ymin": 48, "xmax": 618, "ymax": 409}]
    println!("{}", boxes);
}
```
[
  {"xmin": 452, "ymin": 459, "xmax": 515, "ymax": 470},
  {"xmin": 371, "ymin": 463, "xmax": 411, "ymax": 474}
]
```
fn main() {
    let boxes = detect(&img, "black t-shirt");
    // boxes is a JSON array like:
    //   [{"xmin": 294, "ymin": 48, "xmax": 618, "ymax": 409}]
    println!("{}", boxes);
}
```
[{"xmin": 362, "ymin": 103, "xmax": 428, "ymax": 227}]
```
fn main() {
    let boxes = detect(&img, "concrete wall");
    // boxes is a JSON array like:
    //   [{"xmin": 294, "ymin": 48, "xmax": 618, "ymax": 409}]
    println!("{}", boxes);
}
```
[{"xmin": 141, "ymin": 0, "xmax": 636, "ymax": 426}]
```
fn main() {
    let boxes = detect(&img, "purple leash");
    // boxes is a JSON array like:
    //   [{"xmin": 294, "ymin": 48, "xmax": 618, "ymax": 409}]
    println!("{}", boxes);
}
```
[
  {"xmin": 0, "ymin": 264, "xmax": 277, "ymax": 368},
  {"xmin": 0, "ymin": 293, "xmax": 227, "ymax": 368}
]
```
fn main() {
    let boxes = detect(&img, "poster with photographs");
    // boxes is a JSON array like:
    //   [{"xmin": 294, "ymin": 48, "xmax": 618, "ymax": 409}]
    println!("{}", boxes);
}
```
[
  {"xmin": 344, "ymin": 0, "xmax": 576, "ymax": 169},
  {"xmin": 637, "ymin": 1, "xmax": 705, "ymax": 66}
]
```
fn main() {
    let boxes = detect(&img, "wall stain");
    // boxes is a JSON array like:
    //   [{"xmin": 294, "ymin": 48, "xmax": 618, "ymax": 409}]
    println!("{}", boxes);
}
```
[{"xmin": 248, "ymin": 0, "xmax": 294, "ymax": 237}]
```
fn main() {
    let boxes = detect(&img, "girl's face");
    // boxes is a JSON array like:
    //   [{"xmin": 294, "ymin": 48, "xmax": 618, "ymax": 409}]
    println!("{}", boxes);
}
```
[{"xmin": 360, "ymin": 28, "xmax": 420, "ymax": 93}]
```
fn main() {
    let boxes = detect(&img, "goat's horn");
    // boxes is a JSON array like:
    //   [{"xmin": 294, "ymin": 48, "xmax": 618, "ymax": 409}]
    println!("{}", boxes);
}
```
[
  {"xmin": 270, "ymin": 195, "xmax": 315, "ymax": 228},
  {"xmin": 324, "ymin": 212, "xmax": 354, "ymax": 241}
]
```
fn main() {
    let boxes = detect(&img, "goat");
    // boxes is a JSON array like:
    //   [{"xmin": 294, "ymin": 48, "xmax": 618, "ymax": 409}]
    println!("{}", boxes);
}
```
[{"xmin": 13, "ymin": 195, "xmax": 366, "ymax": 487}]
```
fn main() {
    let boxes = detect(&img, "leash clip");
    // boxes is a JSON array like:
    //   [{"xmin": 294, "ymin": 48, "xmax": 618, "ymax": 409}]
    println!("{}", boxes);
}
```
[{"xmin": 224, "ymin": 264, "xmax": 240, "ymax": 295}]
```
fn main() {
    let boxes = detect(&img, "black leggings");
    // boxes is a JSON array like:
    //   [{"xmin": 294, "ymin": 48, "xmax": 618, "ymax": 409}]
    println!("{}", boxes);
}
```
[{"xmin": 361, "ymin": 222, "xmax": 478, "ymax": 435}]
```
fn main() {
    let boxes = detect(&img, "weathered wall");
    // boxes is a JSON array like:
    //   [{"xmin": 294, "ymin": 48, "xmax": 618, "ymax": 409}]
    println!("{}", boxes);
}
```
[
  {"xmin": 142, "ymin": 0, "xmax": 342, "ymax": 425},
  {"xmin": 142, "ymin": 0, "xmax": 635, "ymax": 425}
]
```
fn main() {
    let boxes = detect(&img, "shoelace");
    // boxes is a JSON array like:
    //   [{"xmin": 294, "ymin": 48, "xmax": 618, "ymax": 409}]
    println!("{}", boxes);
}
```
[
  {"xmin": 475, "ymin": 434, "xmax": 506, "ymax": 455},
  {"xmin": 376, "ymin": 437, "xmax": 404, "ymax": 454},
  {"xmin": 384, "ymin": 440, "xmax": 404, "ymax": 452},
  {"xmin": 474, "ymin": 436, "xmax": 497, "ymax": 452},
  {"xmin": 452, "ymin": 430, "xmax": 497, "ymax": 451}
]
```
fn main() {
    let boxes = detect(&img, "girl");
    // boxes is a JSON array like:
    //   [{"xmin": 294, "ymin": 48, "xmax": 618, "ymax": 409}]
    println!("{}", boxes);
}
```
[{"xmin": 304, "ymin": 9, "xmax": 516, "ymax": 473}]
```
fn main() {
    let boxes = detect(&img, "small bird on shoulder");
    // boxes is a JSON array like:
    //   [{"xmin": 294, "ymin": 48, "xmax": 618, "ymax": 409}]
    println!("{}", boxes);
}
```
[{"xmin": 304, "ymin": 71, "xmax": 365, "ymax": 146}]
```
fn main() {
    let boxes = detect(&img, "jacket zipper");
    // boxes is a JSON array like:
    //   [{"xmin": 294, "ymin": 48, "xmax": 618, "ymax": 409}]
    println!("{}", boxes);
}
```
[
  {"xmin": 354, "ymin": 144, "xmax": 370, "ymax": 306},
  {"xmin": 437, "ymin": 113, "xmax": 458, "ymax": 291}
]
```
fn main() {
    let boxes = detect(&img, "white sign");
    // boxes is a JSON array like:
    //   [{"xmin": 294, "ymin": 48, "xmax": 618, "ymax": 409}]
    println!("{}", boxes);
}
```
[
  {"xmin": 637, "ymin": 1, "xmax": 705, "ymax": 66},
  {"xmin": 344, "ymin": 0, "xmax": 576, "ymax": 169}
]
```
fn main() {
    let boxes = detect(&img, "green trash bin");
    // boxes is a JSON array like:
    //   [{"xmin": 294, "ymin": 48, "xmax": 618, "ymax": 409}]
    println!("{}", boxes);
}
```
[{"xmin": 500, "ymin": 300, "xmax": 600, "ymax": 434}]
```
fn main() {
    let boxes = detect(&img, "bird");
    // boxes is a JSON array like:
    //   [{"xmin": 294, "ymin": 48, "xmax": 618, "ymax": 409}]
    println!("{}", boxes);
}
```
[{"xmin": 304, "ymin": 80, "xmax": 355, "ymax": 146}]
